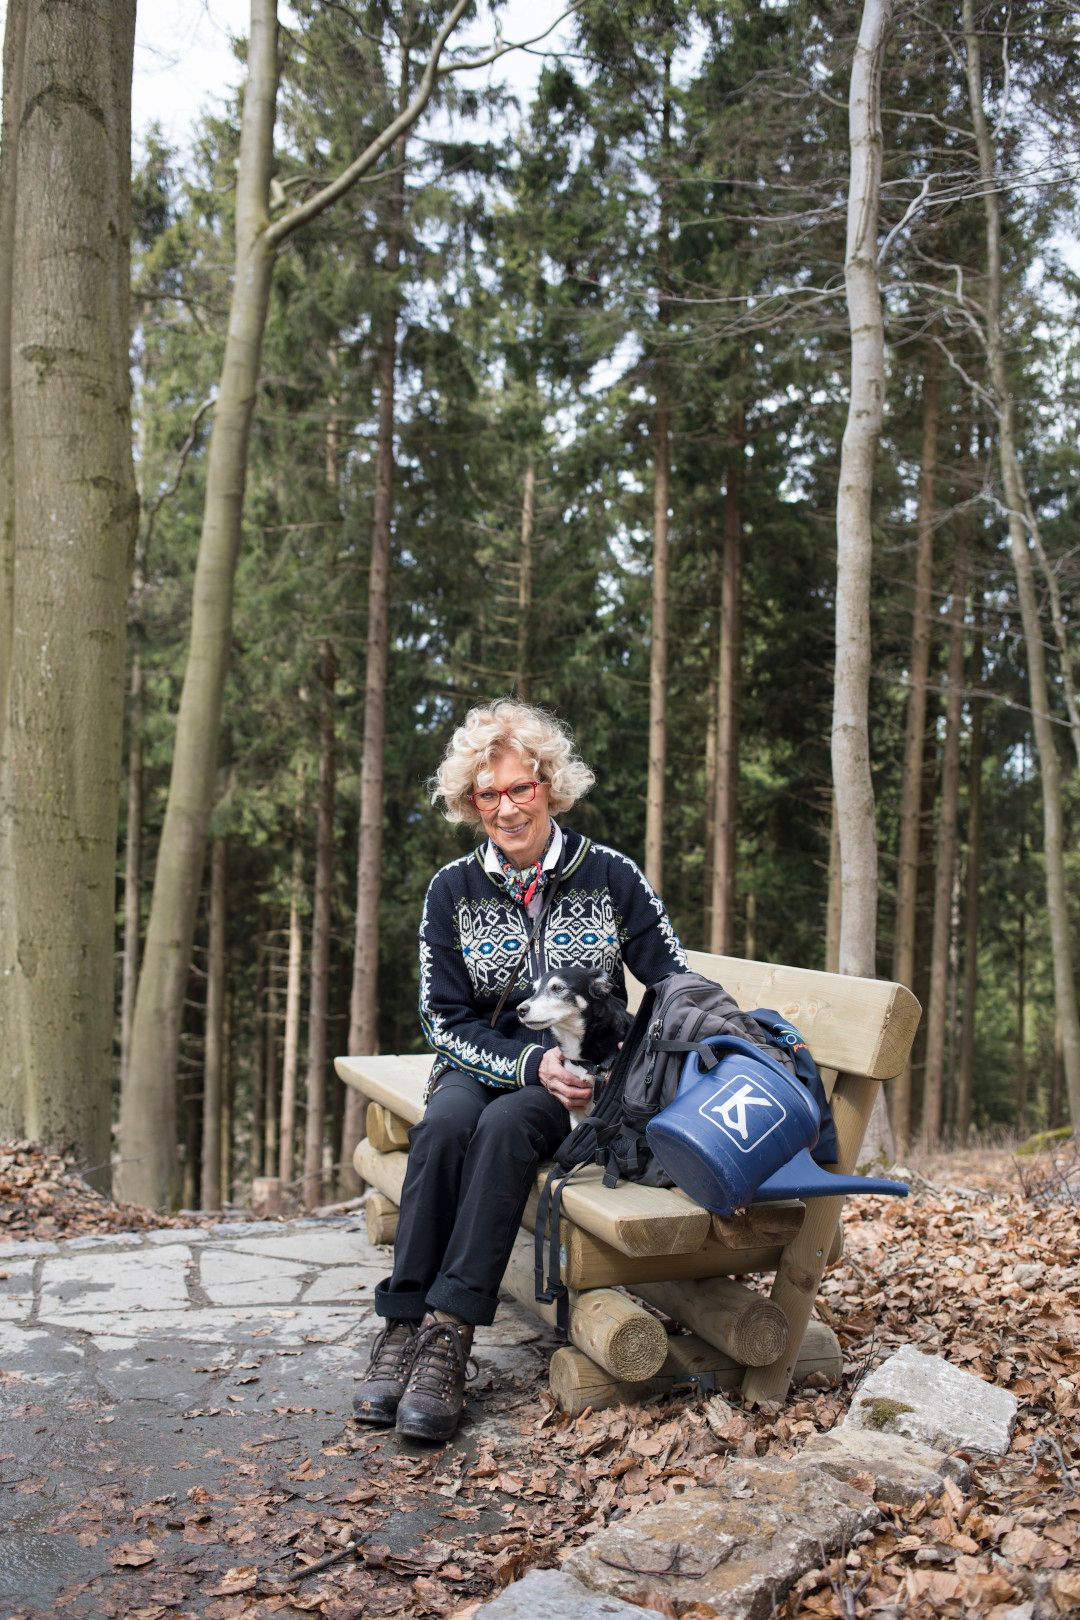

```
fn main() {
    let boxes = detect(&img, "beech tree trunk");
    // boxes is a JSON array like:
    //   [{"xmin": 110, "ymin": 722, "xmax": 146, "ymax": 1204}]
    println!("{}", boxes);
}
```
[
  {"xmin": 890, "ymin": 345, "xmax": 939, "ymax": 1148},
  {"xmin": 251, "ymin": 931, "xmax": 266, "ymax": 1184},
  {"xmin": 201, "ymin": 840, "xmax": 227, "ymax": 1212},
  {"xmin": 303, "ymin": 639, "xmax": 337, "ymax": 1209},
  {"xmin": 342, "ymin": 104, "xmax": 410, "ymax": 1196},
  {"xmin": 921, "ymin": 514, "xmax": 970, "ymax": 1148},
  {"xmin": 832, "ymin": 0, "xmax": 889, "ymax": 981},
  {"xmin": 120, "ymin": 0, "xmax": 472, "ymax": 1207},
  {"xmin": 709, "ymin": 406, "xmax": 744, "ymax": 953},
  {"xmin": 962, "ymin": 0, "xmax": 1080, "ymax": 1126},
  {"xmin": 0, "ymin": 0, "xmax": 138, "ymax": 1185},
  {"xmin": 955, "ymin": 619, "xmax": 985, "ymax": 1140},
  {"xmin": 120, "ymin": 650, "xmax": 144, "ymax": 1099},
  {"xmin": 264, "ymin": 966, "xmax": 280, "ymax": 1177},
  {"xmin": 644, "ymin": 64, "xmax": 672, "ymax": 892},
  {"xmin": 832, "ymin": 0, "xmax": 892, "ymax": 1164}
]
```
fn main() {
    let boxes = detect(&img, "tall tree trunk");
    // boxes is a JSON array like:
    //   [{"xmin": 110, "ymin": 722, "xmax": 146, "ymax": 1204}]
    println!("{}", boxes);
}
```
[
  {"xmin": 833, "ymin": 0, "xmax": 889, "ymax": 979},
  {"xmin": 251, "ymin": 930, "xmax": 266, "ymax": 1185},
  {"xmin": 709, "ymin": 405, "xmax": 744, "ymax": 953},
  {"xmin": 890, "ymin": 344, "xmax": 940, "ymax": 1148},
  {"xmin": 279, "ymin": 808, "xmax": 304, "ymax": 1184},
  {"xmin": 833, "ymin": 0, "xmax": 892, "ymax": 1163},
  {"xmin": 120, "ymin": 0, "xmax": 279, "ymax": 1205},
  {"xmin": 961, "ymin": 0, "xmax": 1080, "ymax": 1126},
  {"xmin": 516, "ymin": 457, "xmax": 536, "ymax": 700},
  {"xmin": 0, "ymin": 0, "xmax": 139, "ymax": 1185},
  {"xmin": 1015, "ymin": 878, "xmax": 1027, "ymax": 1138},
  {"xmin": 342, "ymin": 98, "xmax": 410, "ymax": 1195},
  {"xmin": 0, "ymin": 0, "xmax": 27, "ymax": 731},
  {"xmin": 201, "ymin": 840, "xmax": 227, "ymax": 1212},
  {"xmin": 644, "ymin": 61, "xmax": 672, "ymax": 892},
  {"xmin": 303, "ymin": 639, "xmax": 337, "ymax": 1210},
  {"xmin": 955, "ymin": 619, "xmax": 985, "ymax": 1140},
  {"xmin": 921, "ymin": 512, "xmax": 970, "ymax": 1148},
  {"xmin": 120, "ymin": 649, "xmax": 144, "ymax": 1099},
  {"xmin": 825, "ymin": 794, "xmax": 841, "ymax": 974},
  {"xmin": 120, "ymin": 2, "xmax": 471, "ymax": 1207},
  {"xmin": 220, "ymin": 989, "xmax": 233, "ymax": 1205},
  {"xmin": 264, "ymin": 962, "xmax": 280, "ymax": 1177}
]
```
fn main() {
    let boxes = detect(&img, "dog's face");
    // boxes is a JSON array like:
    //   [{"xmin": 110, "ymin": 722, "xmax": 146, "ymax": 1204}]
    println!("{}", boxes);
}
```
[{"xmin": 517, "ymin": 966, "xmax": 615, "ymax": 1044}]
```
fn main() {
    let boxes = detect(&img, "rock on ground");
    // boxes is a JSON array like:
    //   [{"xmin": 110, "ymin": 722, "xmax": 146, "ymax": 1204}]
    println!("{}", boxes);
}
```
[
  {"xmin": 475, "ymin": 1567, "xmax": 667, "ymax": 1617},
  {"xmin": 803, "ymin": 1426, "xmax": 971, "ymax": 1506},
  {"xmin": 565, "ymin": 1458, "xmax": 879, "ymax": 1620},
  {"xmin": 842, "ymin": 1343, "xmax": 1017, "ymax": 1458}
]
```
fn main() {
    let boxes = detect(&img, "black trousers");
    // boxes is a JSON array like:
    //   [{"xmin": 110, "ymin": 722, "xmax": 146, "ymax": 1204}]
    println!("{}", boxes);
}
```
[{"xmin": 373, "ymin": 1070, "xmax": 570, "ymax": 1327}]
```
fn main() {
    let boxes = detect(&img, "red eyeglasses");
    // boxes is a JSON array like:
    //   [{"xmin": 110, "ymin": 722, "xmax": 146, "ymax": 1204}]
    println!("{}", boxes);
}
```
[{"xmin": 469, "ymin": 780, "xmax": 543, "ymax": 812}]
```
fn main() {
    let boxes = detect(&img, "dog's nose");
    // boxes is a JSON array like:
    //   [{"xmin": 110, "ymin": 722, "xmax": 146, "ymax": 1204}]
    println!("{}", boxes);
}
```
[{"xmin": 517, "ymin": 999, "xmax": 531, "ymax": 1018}]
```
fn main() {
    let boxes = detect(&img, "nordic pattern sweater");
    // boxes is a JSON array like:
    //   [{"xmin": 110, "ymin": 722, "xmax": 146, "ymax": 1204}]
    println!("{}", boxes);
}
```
[{"xmin": 419, "ymin": 825, "xmax": 687, "ymax": 1093}]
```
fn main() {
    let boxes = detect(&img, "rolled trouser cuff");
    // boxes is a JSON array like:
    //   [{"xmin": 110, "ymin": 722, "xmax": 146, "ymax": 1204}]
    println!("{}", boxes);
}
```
[
  {"xmin": 425, "ymin": 1272, "xmax": 500, "ymax": 1327},
  {"xmin": 373, "ymin": 1278, "xmax": 429, "ymax": 1321}
]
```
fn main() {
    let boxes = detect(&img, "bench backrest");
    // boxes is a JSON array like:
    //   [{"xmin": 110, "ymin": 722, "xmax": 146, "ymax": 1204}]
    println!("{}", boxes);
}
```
[{"xmin": 625, "ymin": 952, "xmax": 920, "ymax": 1085}]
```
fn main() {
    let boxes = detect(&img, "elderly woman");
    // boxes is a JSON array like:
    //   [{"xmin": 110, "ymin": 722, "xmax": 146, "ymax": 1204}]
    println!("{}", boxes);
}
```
[{"xmin": 354, "ymin": 699, "xmax": 686, "ymax": 1441}]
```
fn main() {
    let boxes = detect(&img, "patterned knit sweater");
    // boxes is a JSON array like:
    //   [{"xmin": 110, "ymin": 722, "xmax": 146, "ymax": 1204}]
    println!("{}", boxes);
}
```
[{"xmin": 419, "ymin": 825, "xmax": 687, "ymax": 1092}]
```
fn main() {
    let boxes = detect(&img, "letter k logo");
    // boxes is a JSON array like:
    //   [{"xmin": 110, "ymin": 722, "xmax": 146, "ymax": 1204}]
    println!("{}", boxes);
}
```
[{"xmin": 709, "ymin": 1082, "xmax": 775, "ymax": 1141}]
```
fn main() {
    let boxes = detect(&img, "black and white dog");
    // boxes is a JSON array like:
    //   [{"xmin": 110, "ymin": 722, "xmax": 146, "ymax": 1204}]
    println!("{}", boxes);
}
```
[{"xmin": 517, "ymin": 966, "xmax": 632, "ymax": 1126}]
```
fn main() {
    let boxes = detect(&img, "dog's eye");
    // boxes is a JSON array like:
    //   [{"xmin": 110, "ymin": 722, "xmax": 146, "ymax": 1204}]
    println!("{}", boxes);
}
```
[{"xmin": 548, "ymin": 980, "xmax": 564, "ymax": 995}]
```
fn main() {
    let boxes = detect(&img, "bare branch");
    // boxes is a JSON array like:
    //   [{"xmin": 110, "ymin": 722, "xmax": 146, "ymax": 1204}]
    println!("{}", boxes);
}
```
[
  {"xmin": 139, "ymin": 396, "xmax": 215, "ymax": 569},
  {"xmin": 436, "ymin": 2, "xmax": 585, "ymax": 76}
]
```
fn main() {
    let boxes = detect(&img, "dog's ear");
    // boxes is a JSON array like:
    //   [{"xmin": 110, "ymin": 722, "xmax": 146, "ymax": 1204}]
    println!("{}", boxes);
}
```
[{"xmin": 590, "ymin": 971, "xmax": 613, "ymax": 997}]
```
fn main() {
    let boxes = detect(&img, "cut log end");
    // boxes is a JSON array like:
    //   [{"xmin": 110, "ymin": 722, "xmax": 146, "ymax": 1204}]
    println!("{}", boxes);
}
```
[{"xmin": 365, "ymin": 1191, "xmax": 399, "ymax": 1246}]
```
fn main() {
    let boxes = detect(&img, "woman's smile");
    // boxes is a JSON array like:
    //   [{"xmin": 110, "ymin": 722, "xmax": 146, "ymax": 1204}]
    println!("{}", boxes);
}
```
[{"xmin": 476, "ymin": 752, "xmax": 552, "ymax": 869}]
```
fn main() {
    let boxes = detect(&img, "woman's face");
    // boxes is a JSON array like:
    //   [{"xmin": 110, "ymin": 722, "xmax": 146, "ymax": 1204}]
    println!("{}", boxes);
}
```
[{"xmin": 474, "ymin": 749, "xmax": 552, "ymax": 869}]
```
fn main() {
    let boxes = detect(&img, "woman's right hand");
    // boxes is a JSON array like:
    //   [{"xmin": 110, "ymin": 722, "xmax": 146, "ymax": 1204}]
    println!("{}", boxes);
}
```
[{"xmin": 538, "ymin": 1047, "xmax": 594, "ymax": 1114}]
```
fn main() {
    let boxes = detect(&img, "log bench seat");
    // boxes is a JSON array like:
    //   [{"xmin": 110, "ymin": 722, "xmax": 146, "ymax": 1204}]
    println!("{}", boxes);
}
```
[{"xmin": 335, "ymin": 950, "xmax": 920, "ymax": 1411}]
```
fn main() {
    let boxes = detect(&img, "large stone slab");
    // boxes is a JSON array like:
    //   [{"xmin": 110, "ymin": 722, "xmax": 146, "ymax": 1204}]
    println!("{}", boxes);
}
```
[
  {"xmin": 47, "ymin": 1304, "xmax": 369, "ymax": 1347},
  {"xmin": 0, "ymin": 1259, "xmax": 37, "ymax": 1321},
  {"xmin": 199, "ymin": 1245, "xmax": 312, "ymax": 1305},
  {"xmin": 227, "ymin": 1226, "xmax": 367, "ymax": 1266},
  {"xmin": 565, "ymin": 1459, "xmax": 879, "ymax": 1620},
  {"xmin": 477, "ymin": 1567, "xmax": 667, "ymax": 1618},
  {"xmin": 842, "ymin": 1345, "xmax": 1017, "ymax": 1458},
  {"xmin": 803, "ymin": 1427, "xmax": 971, "ymax": 1506},
  {"xmin": 38, "ymin": 1246, "xmax": 191, "ymax": 1315}
]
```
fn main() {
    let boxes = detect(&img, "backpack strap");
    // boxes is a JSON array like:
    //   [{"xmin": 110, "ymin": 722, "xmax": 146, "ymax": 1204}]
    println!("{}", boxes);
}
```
[{"xmin": 651, "ymin": 1036, "xmax": 724, "ymax": 1069}]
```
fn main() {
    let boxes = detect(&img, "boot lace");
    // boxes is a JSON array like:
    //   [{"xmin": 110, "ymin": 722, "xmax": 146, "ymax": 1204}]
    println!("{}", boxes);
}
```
[
  {"xmin": 364, "ymin": 1319, "xmax": 417, "ymax": 1380},
  {"xmin": 406, "ymin": 1320, "xmax": 478, "ymax": 1398}
]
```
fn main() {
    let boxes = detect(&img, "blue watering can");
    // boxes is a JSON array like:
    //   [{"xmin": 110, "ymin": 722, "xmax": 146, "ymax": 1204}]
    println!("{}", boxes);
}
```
[{"xmin": 645, "ymin": 1035, "xmax": 908, "ymax": 1216}]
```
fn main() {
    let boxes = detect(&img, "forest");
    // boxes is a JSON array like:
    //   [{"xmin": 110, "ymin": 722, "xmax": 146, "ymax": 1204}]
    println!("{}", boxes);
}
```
[{"xmin": 0, "ymin": 0, "xmax": 1077, "ymax": 1212}]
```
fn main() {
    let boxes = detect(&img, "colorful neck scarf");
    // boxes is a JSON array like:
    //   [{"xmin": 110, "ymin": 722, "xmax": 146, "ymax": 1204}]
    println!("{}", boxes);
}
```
[{"xmin": 492, "ymin": 821, "xmax": 557, "ymax": 908}]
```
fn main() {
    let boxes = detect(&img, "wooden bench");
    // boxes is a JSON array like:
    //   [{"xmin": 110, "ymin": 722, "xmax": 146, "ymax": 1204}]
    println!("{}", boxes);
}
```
[{"xmin": 335, "ymin": 950, "xmax": 920, "ymax": 1412}]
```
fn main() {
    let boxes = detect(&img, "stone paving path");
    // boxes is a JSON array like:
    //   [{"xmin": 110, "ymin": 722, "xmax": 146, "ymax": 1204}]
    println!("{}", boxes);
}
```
[{"xmin": 0, "ymin": 1215, "xmax": 546, "ymax": 1615}]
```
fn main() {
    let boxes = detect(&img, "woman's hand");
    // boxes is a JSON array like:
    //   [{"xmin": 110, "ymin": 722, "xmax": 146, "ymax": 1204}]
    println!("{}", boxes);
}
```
[{"xmin": 538, "ymin": 1047, "xmax": 594, "ymax": 1113}]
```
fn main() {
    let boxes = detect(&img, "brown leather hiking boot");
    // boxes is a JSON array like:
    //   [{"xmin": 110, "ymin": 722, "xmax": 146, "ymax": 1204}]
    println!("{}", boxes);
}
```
[
  {"xmin": 394, "ymin": 1315, "xmax": 476, "ymax": 1442},
  {"xmin": 352, "ymin": 1319, "xmax": 419, "ymax": 1425}
]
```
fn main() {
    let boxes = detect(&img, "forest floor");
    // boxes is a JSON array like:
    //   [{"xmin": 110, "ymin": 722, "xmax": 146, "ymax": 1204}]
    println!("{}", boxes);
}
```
[{"xmin": 0, "ymin": 1139, "xmax": 1077, "ymax": 1620}]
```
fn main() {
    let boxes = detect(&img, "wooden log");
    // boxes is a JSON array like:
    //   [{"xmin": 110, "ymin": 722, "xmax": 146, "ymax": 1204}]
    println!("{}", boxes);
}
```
[
  {"xmin": 501, "ymin": 1233, "xmax": 667, "ymax": 1382},
  {"xmin": 336, "ymin": 1055, "xmax": 428, "ymax": 1122},
  {"xmin": 711, "ymin": 1201, "xmax": 804, "ymax": 1248},
  {"xmin": 549, "ymin": 1318, "xmax": 843, "ymax": 1416},
  {"xmin": 633, "ymin": 1277, "xmax": 788, "ymax": 1367},
  {"xmin": 365, "ymin": 1191, "xmax": 399, "ymax": 1245},
  {"xmin": 355, "ymin": 1139, "xmax": 408, "ymax": 1204},
  {"xmin": 366, "ymin": 1101, "xmax": 411, "ymax": 1153}
]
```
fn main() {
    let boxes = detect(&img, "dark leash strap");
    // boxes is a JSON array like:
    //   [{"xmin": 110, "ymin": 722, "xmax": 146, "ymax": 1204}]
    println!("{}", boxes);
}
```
[{"xmin": 488, "ymin": 843, "xmax": 568, "ymax": 1029}]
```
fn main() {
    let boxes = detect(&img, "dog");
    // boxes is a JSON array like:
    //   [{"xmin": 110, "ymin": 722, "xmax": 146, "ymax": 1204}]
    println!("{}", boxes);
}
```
[{"xmin": 517, "ymin": 965, "xmax": 632, "ymax": 1126}]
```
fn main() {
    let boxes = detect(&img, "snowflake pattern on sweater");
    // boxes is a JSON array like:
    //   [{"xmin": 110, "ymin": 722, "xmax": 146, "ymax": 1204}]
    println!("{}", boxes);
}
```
[{"xmin": 418, "ymin": 827, "xmax": 687, "ymax": 1094}]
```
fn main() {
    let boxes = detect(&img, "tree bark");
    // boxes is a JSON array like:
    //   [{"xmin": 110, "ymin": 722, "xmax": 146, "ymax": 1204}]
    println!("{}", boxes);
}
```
[
  {"xmin": 251, "ymin": 929, "xmax": 266, "ymax": 1185},
  {"xmin": 890, "ymin": 344, "xmax": 939, "ymax": 1148},
  {"xmin": 264, "ymin": 958, "xmax": 280, "ymax": 1177},
  {"xmin": 516, "ymin": 457, "xmax": 536, "ymax": 700},
  {"xmin": 961, "ymin": 0, "xmax": 1080, "ymax": 1126},
  {"xmin": 832, "ymin": 0, "xmax": 890, "ymax": 982},
  {"xmin": 0, "ymin": 0, "xmax": 27, "ymax": 733},
  {"xmin": 201, "ymin": 840, "xmax": 227, "ymax": 1212},
  {"xmin": 709, "ymin": 405, "xmax": 744, "ymax": 953},
  {"xmin": 955, "ymin": 617, "xmax": 984, "ymax": 1140},
  {"xmin": 644, "ymin": 61, "xmax": 672, "ymax": 893},
  {"xmin": 0, "ymin": 0, "xmax": 138, "ymax": 1185},
  {"xmin": 279, "ymin": 794, "xmax": 304, "ymax": 1184},
  {"xmin": 825, "ymin": 794, "xmax": 841, "ymax": 974},
  {"xmin": 303, "ymin": 639, "xmax": 337, "ymax": 1209},
  {"xmin": 921, "ymin": 510, "xmax": 970, "ymax": 1148},
  {"xmin": 342, "ymin": 94, "xmax": 410, "ymax": 1195}
]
